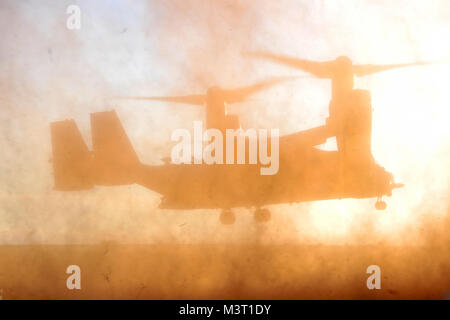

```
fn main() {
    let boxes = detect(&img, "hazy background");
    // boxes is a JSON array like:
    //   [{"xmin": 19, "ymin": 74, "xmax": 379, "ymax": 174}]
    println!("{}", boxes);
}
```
[{"xmin": 0, "ymin": 0, "xmax": 449, "ymax": 245}]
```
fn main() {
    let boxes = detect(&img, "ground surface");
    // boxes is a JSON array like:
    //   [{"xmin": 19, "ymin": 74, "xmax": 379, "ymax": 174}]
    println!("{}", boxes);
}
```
[{"xmin": 0, "ymin": 243, "xmax": 448, "ymax": 299}]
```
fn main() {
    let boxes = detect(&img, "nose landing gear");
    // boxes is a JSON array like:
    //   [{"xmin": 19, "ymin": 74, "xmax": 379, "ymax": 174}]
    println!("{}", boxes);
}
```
[{"xmin": 375, "ymin": 197, "xmax": 387, "ymax": 210}]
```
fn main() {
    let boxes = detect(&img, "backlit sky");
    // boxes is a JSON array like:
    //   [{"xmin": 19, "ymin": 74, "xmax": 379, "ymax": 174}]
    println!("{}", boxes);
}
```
[{"xmin": 0, "ymin": 0, "xmax": 449, "ymax": 244}]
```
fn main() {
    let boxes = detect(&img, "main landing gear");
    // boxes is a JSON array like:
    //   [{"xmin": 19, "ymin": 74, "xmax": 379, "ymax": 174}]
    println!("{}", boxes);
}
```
[
  {"xmin": 220, "ymin": 209, "xmax": 235, "ymax": 225},
  {"xmin": 219, "ymin": 207, "xmax": 272, "ymax": 224},
  {"xmin": 253, "ymin": 207, "xmax": 271, "ymax": 223}
]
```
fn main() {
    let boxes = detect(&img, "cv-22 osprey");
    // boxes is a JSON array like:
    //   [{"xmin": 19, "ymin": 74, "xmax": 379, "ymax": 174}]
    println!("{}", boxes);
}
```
[{"xmin": 49, "ymin": 56, "xmax": 427, "ymax": 224}]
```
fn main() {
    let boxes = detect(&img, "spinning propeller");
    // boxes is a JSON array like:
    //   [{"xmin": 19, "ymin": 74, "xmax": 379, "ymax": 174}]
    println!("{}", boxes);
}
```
[
  {"xmin": 247, "ymin": 51, "xmax": 435, "ymax": 99},
  {"xmin": 247, "ymin": 51, "xmax": 432, "ymax": 78},
  {"xmin": 118, "ymin": 76, "xmax": 294, "ymax": 107}
]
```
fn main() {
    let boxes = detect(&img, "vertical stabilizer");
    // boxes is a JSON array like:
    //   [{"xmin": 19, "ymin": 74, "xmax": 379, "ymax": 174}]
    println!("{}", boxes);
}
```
[
  {"xmin": 50, "ymin": 119, "xmax": 93, "ymax": 190},
  {"xmin": 90, "ymin": 110, "xmax": 140, "ymax": 185}
]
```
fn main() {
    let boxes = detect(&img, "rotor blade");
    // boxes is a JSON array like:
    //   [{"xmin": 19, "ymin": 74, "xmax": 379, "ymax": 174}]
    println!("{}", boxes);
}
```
[
  {"xmin": 117, "ymin": 94, "xmax": 206, "ymax": 106},
  {"xmin": 221, "ymin": 76, "xmax": 295, "ymax": 105},
  {"xmin": 246, "ymin": 51, "xmax": 333, "ymax": 79},
  {"xmin": 353, "ymin": 61, "xmax": 431, "ymax": 77}
]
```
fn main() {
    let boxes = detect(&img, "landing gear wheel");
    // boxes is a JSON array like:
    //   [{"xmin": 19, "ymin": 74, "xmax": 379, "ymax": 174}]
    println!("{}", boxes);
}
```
[
  {"xmin": 254, "ymin": 208, "xmax": 271, "ymax": 223},
  {"xmin": 375, "ymin": 200, "xmax": 387, "ymax": 210},
  {"xmin": 220, "ymin": 209, "xmax": 235, "ymax": 225}
]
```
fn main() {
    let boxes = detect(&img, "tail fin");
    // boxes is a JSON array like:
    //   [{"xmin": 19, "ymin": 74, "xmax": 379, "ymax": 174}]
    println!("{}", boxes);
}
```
[
  {"xmin": 90, "ymin": 110, "xmax": 140, "ymax": 185},
  {"xmin": 50, "ymin": 119, "xmax": 93, "ymax": 190}
]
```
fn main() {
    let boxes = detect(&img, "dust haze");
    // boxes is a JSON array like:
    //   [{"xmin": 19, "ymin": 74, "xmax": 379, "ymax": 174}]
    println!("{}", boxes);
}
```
[{"xmin": 0, "ymin": 0, "xmax": 449, "ymax": 299}]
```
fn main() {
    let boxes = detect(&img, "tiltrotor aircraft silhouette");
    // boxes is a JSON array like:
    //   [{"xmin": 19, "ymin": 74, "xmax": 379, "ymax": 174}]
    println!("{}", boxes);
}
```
[{"xmin": 49, "ymin": 55, "xmax": 429, "ymax": 224}]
